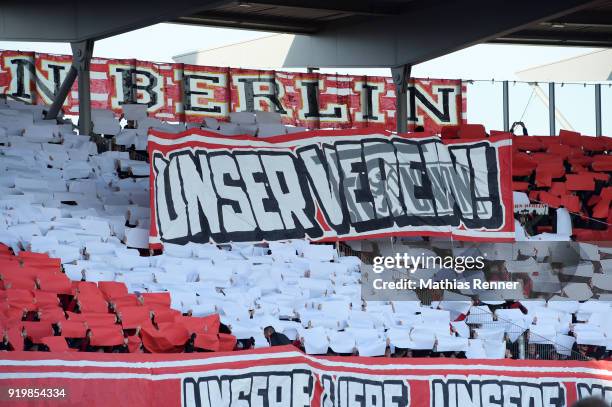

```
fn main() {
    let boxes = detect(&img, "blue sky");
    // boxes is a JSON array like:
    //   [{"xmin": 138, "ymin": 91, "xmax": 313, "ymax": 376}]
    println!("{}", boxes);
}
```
[{"xmin": 1, "ymin": 23, "xmax": 609, "ymax": 135}]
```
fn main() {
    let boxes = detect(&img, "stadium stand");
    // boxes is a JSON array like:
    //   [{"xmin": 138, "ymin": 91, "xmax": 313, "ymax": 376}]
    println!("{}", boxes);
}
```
[
  {"xmin": 511, "ymin": 129, "xmax": 612, "ymax": 241},
  {"xmin": 0, "ymin": 97, "xmax": 611, "ymax": 360}
]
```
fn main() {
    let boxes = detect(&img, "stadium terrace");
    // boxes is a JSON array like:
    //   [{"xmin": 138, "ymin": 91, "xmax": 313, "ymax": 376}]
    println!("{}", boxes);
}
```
[{"xmin": 1, "ymin": 1, "xmax": 611, "ymax": 406}]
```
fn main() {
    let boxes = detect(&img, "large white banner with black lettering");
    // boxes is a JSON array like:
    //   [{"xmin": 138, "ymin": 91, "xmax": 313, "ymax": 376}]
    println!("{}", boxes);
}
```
[{"xmin": 148, "ymin": 129, "xmax": 514, "ymax": 247}]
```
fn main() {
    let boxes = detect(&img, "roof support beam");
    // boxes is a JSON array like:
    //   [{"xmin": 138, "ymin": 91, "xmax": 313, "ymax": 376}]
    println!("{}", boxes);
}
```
[
  {"xmin": 391, "ymin": 64, "xmax": 411, "ymax": 134},
  {"xmin": 73, "ymin": 40, "xmax": 95, "ymax": 136}
]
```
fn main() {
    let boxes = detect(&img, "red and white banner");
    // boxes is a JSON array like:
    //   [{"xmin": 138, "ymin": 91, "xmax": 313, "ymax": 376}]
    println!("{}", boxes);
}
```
[
  {"xmin": 147, "ymin": 129, "xmax": 514, "ymax": 246},
  {"xmin": 0, "ymin": 51, "xmax": 465, "ymax": 132},
  {"xmin": 0, "ymin": 347, "xmax": 610, "ymax": 406}
]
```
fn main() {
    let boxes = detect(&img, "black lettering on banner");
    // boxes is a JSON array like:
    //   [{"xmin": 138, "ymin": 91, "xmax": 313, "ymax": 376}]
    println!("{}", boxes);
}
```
[
  {"xmin": 408, "ymin": 87, "xmax": 455, "ymax": 124},
  {"xmin": 301, "ymin": 81, "xmax": 343, "ymax": 119},
  {"xmin": 361, "ymin": 84, "xmax": 379, "ymax": 121},
  {"xmin": 115, "ymin": 68, "xmax": 159, "ymax": 107},
  {"xmin": 259, "ymin": 152, "xmax": 321, "ymax": 240},
  {"xmin": 183, "ymin": 74, "xmax": 222, "ymax": 113},
  {"xmin": 34, "ymin": 63, "xmax": 68, "ymax": 102},
  {"xmin": 576, "ymin": 384, "xmax": 612, "ymax": 405},
  {"xmin": 47, "ymin": 64, "xmax": 66, "ymax": 96},
  {"xmin": 9, "ymin": 58, "xmax": 33, "ymax": 100},
  {"xmin": 237, "ymin": 78, "xmax": 287, "ymax": 114},
  {"xmin": 153, "ymin": 154, "xmax": 189, "ymax": 241},
  {"xmin": 182, "ymin": 372, "xmax": 410, "ymax": 407},
  {"xmin": 321, "ymin": 375, "xmax": 336, "ymax": 407},
  {"xmin": 177, "ymin": 151, "xmax": 221, "ymax": 241},
  {"xmin": 431, "ymin": 379, "xmax": 566, "ymax": 407},
  {"xmin": 335, "ymin": 141, "xmax": 377, "ymax": 233},
  {"xmin": 296, "ymin": 144, "xmax": 350, "ymax": 235},
  {"xmin": 182, "ymin": 370, "xmax": 313, "ymax": 407},
  {"xmin": 11, "ymin": 58, "xmax": 67, "ymax": 103},
  {"xmin": 153, "ymin": 150, "xmax": 323, "ymax": 244},
  {"xmin": 152, "ymin": 135, "xmax": 507, "ymax": 244},
  {"xmin": 447, "ymin": 142, "xmax": 503, "ymax": 229},
  {"xmin": 336, "ymin": 377, "xmax": 409, "ymax": 407}
]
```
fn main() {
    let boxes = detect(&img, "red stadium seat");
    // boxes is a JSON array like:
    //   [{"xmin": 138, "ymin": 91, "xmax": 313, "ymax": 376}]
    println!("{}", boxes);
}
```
[
  {"xmin": 547, "ymin": 143, "xmax": 573, "ymax": 159},
  {"xmin": 127, "ymin": 335, "xmax": 142, "ymax": 353},
  {"xmin": 34, "ymin": 291, "xmax": 60, "ymax": 308},
  {"xmin": 512, "ymin": 181, "xmax": 529, "ymax": 191},
  {"xmin": 581, "ymin": 136, "xmax": 608, "ymax": 152},
  {"xmin": 513, "ymin": 136, "xmax": 543, "ymax": 152},
  {"xmin": 117, "ymin": 306, "xmax": 151, "ymax": 330},
  {"xmin": 175, "ymin": 314, "xmax": 220, "ymax": 336},
  {"xmin": 4, "ymin": 289, "xmax": 35, "ymax": 310},
  {"xmin": 36, "ymin": 273, "xmax": 72, "ymax": 295},
  {"xmin": 40, "ymin": 336, "xmax": 74, "ymax": 352},
  {"xmin": 67, "ymin": 312, "xmax": 116, "ymax": 326},
  {"xmin": 38, "ymin": 307, "xmax": 66, "ymax": 324},
  {"xmin": 59, "ymin": 320, "xmax": 87, "ymax": 338},
  {"xmin": 112, "ymin": 294, "xmax": 140, "ymax": 308},
  {"xmin": 566, "ymin": 174, "xmax": 595, "ymax": 191},
  {"xmin": 90, "ymin": 325, "xmax": 124, "ymax": 347},
  {"xmin": 78, "ymin": 295, "xmax": 109, "ymax": 313},
  {"xmin": 549, "ymin": 182, "xmax": 567, "ymax": 197},
  {"xmin": 538, "ymin": 191, "xmax": 562, "ymax": 208},
  {"xmin": 141, "ymin": 323, "xmax": 189, "ymax": 353},
  {"xmin": 591, "ymin": 155, "xmax": 612, "ymax": 172},
  {"xmin": 569, "ymin": 156, "xmax": 594, "ymax": 167},
  {"xmin": 98, "ymin": 281, "xmax": 128, "ymax": 301},
  {"xmin": 457, "ymin": 124, "xmax": 486, "ymax": 139},
  {"xmin": 535, "ymin": 159, "xmax": 564, "ymax": 187},
  {"xmin": 142, "ymin": 292, "xmax": 171, "ymax": 308},
  {"xmin": 151, "ymin": 308, "xmax": 181, "ymax": 323},
  {"xmin": 6, "ymin": 327, "xmax": 22, "ymax": 351},
  {"xmin": 194, "ymin": 333, "xmax": 219, "ymax": 351},
  {"xmin": 528, "ymin": 190, "xmax": 540, "ymax": 201},
  {"xmin": 589, "ymin": 172, "xmax": 610, "ymax": 182},
  {"xmin": 218, "ymin": 333, "xmax": 237, "ymax": 351},
  {"xmin": 440, "ymin": 125, "xmax": 459, "ymax": 140},
  {"xmin": 560, "ymin": 195, "xmax": 581, "ymax": 213},
  {"xmin": 21, "ymin": 321, "xmax": 53, "ymax": 342},
  {"xmin": 559, "ymin": 129, "xmax": 583, "ymax": 147},
  {"xmin": 2, "ymin": 276, "xmax": 36, "ymax": 291},
  {"xmin": 490, "ymin": 130, "xmax": 512, "ymax": 137},
  {"xmin": 512, "ymin": 152, "xmax": 537, "ymax": 177},
  {"xmin": 593, "ymin": 198, "xmax": 610, "ymax": 218}
]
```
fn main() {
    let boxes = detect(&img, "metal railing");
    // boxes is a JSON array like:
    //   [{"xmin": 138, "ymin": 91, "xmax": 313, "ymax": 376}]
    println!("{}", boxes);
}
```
[{"xmin": 465, "ymin": 308, "xmax": 589, "ymax": 361}]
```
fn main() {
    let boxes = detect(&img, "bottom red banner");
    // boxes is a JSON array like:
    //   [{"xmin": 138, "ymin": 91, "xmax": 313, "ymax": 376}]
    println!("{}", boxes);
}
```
[{"xmin": 0, "ymin": 346, "xmax": 610, "ymax": 406}]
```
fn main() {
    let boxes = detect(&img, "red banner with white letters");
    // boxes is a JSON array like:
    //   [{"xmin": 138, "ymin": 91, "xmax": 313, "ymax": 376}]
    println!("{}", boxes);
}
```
[
  {"xmin": 0, "ymin": 347, "xmax": 610, "ymax": 407},
  {"xmin": 0, "ymin": 50, "xmax": 465, "ymax": 133}
]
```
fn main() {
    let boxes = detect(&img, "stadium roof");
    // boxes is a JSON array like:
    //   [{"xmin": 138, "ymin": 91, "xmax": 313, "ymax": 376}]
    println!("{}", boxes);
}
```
[
  {"xmin": 2, "ymin": 1, "xmax": 611, "ymax": 67},
  {"xmin": 173, "ymin": 0, "xmax": 612, "ymax": 49},
  {"xmin": 3, "ymin": 0, "xmax": 609, "ymax": 134}
]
